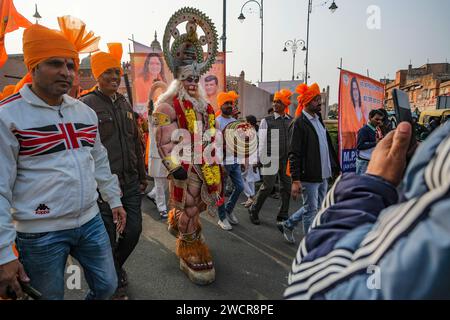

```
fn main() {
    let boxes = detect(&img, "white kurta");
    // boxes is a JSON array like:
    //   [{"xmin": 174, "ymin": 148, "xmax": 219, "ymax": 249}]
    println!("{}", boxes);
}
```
[{"xmin": 148, "ymin": 117, "xmax": 168, "ymax": 178}]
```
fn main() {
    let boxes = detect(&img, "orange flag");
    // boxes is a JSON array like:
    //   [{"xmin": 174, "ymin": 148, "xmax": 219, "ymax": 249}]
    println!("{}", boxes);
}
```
[{"xmin": 0, "ymin": 0, "xmax": 32, "ymax": 67}]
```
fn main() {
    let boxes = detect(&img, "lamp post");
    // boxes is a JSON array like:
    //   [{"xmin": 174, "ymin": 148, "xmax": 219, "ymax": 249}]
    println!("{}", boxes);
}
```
[
  {"xmin": 238, "ymin": 0, "xmax": 263, "ymax": 82},
  {"xmin": 296, "ymin": 71, "xmax": 310, "ymax": 83},
  {"xmin": 305, "ymin": 0, "xmax": 338, "ymax": 85},
  {"xmin": 283, "ymin": 39, "xmax": 306, "ymax": 81},
  {"xmin": 222, "ymin": 0, "xmax": 227, "ymax": 54},
  {"xmin": 33, "ymin": 4, "xmax": 42, "ymax": 24}
]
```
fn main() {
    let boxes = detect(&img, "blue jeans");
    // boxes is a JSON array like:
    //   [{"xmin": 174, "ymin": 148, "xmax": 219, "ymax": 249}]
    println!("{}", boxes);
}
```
[
  {"xmin": 356, "ymin": 158, "xmax": 369, "ymax": 175},
  {"xmin": 15, "ymin": 213, "xmax": 117, "ymax": 300},
  {"xmin": 218, "ymin": 164, "xmax": 244, "ymax": 221},
  {"xmin": 285, "ymin": 179, "xmax": 328, "ymax": 235}
]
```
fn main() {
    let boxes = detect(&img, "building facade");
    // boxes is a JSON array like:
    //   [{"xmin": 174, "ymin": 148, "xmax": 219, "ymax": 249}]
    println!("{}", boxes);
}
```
[{"xmin": 384, "ymin": 63, "xmax": 450, "ymax": 112}]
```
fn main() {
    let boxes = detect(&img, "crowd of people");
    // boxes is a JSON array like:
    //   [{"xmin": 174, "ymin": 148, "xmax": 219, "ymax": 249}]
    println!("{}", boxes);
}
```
[{"xmin": 0, "ymin": 12, "xmax": 449, "ymax": 301}]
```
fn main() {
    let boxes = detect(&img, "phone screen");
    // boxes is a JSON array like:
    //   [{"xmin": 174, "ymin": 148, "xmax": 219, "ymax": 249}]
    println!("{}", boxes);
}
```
[
  {"xmin": 393, "ymin": 89, "xmax": 416, "ymax": 148},
  {"xmin": 393, "ymin": 89, "xmax": 413, "ymax": 124}
]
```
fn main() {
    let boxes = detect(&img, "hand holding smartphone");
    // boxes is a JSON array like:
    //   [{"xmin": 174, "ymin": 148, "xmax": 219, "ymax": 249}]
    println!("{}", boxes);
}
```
[
  {"xmin": 392, "ymin": 89, "xmax": 417, "ymax": 149},
  {"xmin": 6, "ymin": 281, "xmax": 42, "ymax": 300}
]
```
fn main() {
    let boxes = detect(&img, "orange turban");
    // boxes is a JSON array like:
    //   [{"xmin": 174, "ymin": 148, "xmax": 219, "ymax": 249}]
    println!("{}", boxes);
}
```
[
  {"xmin": 23, "ymin": 24, "xmax": 79, "ymax": 71},
  {"xmin": 91, "ymin": 43, "xmax": 123, "ymax": 80},
  {"xmin": 274, "ymin": 89, "xmax": 293, "ymax": 107},
  {"xmin": 18, "ymin": 16, "xmax": 99, "ymax": 93},
  {"xmin": 217, "ymin": 90, "xmax": 239, "ymax": 108},
  {"xmin": 274, "ymin": 88, "xmax": 293, "ymax": 114},
  {"xmin": 295, "ymin": 83, "xmax": 321, "ymax": 117}
]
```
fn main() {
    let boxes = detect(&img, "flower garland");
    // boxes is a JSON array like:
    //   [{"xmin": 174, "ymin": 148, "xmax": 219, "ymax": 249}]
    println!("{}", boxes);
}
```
[
  {"xmin": 203, "ymin": 113, "xmax": 221, "ymax": 187},
  {"xmin": 184, "ymin": 108, "xmax": 197, "ymax": 134},
  {"xmin": 201, "ymin": 164, "xmax": 221, "ymax": 186},
  {"xmin": 208, "ymin": 114, "xmax": 216, "ymax": 136},
  {"xmin": 184, "ymin": 103, "xmax": 222, "ymax": 204}
]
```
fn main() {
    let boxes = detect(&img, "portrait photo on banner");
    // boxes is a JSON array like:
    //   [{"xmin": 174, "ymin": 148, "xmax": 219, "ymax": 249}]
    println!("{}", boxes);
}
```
[
  {"xmin": 131, "ymin": 52, "xmax": 173, "ymax": 119},
  {"xmin": 338, "ymin": 69, "xmax": 385, "ymax": 172},
  {"xmin": 200, "ymin": 52, "xmax": 226, "ymax": 113}
]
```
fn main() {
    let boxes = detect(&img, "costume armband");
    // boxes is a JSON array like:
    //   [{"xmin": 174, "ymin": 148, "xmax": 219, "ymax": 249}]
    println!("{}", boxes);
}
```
[{"xmin": 153, "ymin": 112, "xmax": 171, "ymax": 127}]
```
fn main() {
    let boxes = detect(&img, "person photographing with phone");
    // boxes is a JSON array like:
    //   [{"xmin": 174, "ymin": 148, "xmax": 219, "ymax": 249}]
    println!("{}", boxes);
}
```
[{"xmin": 285, "ymin": 119, "xmax": 450, "ymax": 299}]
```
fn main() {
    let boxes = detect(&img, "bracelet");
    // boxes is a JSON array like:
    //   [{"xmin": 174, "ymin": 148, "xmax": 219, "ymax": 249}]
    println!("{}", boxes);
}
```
[{"xmin": 163, "ymin": 155, "xmax": 181, "ymax": 173}]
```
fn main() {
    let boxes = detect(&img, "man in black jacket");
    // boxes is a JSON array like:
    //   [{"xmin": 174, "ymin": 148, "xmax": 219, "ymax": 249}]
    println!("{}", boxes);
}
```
[
  {"xmin": 80, "ymin": 45, "xmax": 147, "ymax": 299},
  {"xmin": 280, "ymin": 83, "xmax": 340, "ymax": 243}
]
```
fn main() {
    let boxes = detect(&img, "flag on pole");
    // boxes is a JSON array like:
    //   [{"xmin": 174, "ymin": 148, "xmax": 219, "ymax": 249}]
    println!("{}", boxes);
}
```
[{"xmin": 0, "ymin": 0, "xmax": 32, "ymax": 67}]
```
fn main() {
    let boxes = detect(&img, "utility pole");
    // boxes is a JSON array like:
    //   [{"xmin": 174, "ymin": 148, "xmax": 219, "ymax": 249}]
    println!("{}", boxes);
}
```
[
  {"xmin": 222, "ymin": 0, "xmax": 227, "ymax": 54},
  {"xmin": 305, "ymin": 0, "xmax": 312, "ymax": 85}
]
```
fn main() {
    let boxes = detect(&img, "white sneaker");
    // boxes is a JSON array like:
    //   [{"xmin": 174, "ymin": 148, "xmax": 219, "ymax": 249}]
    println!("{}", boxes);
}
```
[
  {"xmin": 227, "ymin": 211, "xmax": 239, "ymax": 225},
  {"xmin": 282, "ymin": 223, "xmax": 296, "ymax": 244},
  {"xmin": 218, "ymin": 218, "xmax": 233, "ymax": 231}
]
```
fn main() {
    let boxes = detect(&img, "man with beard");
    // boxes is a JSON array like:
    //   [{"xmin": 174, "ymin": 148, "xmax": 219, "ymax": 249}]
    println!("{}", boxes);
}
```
[{"xmin": 281, "ymin": 83, "xmax": 340, "ymax": 243}]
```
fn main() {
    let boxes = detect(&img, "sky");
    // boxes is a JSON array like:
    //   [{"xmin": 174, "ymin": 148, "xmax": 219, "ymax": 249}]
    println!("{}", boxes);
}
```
[{"xmin": 5, "ymin": 0, "xmax": 450, "ymax": 103}]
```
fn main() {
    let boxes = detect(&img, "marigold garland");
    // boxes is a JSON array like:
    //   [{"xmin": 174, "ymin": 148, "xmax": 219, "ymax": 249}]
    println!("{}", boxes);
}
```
[
  {"xmin": 201, "ymin": 164, "xmax": 221, "ymax": 186},
  {"xmin": 184, "ymin": 108, "xmax": 197, "ymax": 134},
  {"xmin": 185, "ymin": 106, "xmax": 221, "ymax": 189},
  {"xmin": 208, "ymin": 114, "xmax": 216, "ymax": 135}
]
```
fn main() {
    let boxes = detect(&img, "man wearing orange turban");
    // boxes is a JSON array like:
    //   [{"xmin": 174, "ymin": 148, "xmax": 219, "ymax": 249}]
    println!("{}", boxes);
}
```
[
  {"xmin": 215, "ymin": 90, "xmax": 243, "ymax": 230},
  {"xmin": 0, "ymin": 18, "xmax": 124, "ymax": 300},
  {"xmin": 278, "ymin": 83, "xmax": 340, "ymax": 244},
  {"xmin": 295, "ymin": 83, "xmax": 321, "ymax": 117},
  {"xmin": 90, "ymin": 43, "xmax": 123, "ymax": 80},
  {"xmin": 248, "ymin": 89, "xmax": 293, "ymax": 225},
  {"xmin": 215, "ymin": 90, "xmax": 239, "ymax": 117},
  {"xmin": 274, "ymin": 88, "xmax": 293, "ymax": 115},
  {"xmin": 80, "ymin": 43, "xmax": 147, "ymax": 300}
]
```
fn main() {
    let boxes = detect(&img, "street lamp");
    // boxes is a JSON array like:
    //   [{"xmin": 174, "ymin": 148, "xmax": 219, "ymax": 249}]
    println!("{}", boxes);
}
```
[
  {"xmin": 304, "ymin": 0, "xmax": 338, "ymax": 85},
  {"xmin": 282, "ymin": 39, "xmax": 306, "ymax": 81},
  {"xmin": 33, "ymin": 4, "xmax": 42, "ymax": 24},
  {"xmin": 238, "ymin": 0, "xmax": 264, "ymax": 82},
  {"xmin": 329, "ymin": 1, "xmax": 338, "ymax": 13},
  {"xmin": 296, "ymin": 71, "xmax": 310, "ymax": 83}
]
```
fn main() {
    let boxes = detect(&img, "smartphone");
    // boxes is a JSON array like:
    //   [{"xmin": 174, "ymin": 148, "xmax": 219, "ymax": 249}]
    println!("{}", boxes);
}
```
[
  {"xmin": 392, "ymin": 89, "xmax": 416, "ymax": 146},
  {"xmin": 6, "ymin": 281, "xmax": 42, "ymax": 300}
]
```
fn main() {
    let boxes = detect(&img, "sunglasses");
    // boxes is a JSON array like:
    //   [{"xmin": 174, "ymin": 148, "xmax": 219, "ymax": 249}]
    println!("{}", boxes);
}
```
[{"xmin": 185, "ymin": 76, "xmax": 200, "ymax": 84}]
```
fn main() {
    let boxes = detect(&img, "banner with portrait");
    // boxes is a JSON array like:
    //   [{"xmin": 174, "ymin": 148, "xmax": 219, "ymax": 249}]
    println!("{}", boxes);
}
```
[
  {"xmin": 200, "ymin": 52, "xmax": 226, "ymax": 113},
  {"xmin": 130, "ymin": 52, "xmax": 173, "ymax": 119},
  {"xmin": 338, "ymin": 69, "xmax": 385, "ymax": 172},
  {"xmin": 130, "ymin": 52, "xmax": 226, "ymax": 119}
]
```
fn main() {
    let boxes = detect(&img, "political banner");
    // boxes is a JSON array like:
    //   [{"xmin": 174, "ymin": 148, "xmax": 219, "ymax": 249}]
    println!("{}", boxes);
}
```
[{"xmin": 338, "ymin": 69, "xmax": 385, "ymax": 172}]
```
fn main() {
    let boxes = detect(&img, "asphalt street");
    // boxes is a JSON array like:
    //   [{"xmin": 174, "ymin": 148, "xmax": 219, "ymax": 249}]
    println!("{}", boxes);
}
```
[{"xmin": 65, "ymin": 180, "xmax": 305, "ymax": 300}]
